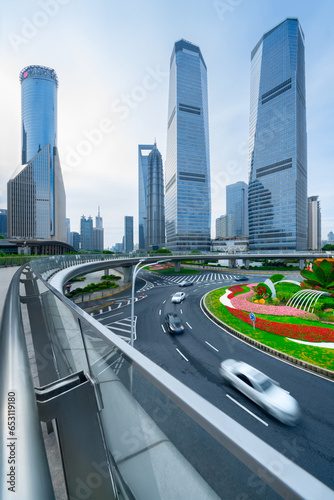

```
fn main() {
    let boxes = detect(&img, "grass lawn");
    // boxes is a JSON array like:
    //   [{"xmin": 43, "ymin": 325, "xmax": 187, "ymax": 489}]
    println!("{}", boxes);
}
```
[
  {"xmin": 205, "ymin": 288, "xmax": 334, "ymax": 371},
  {"xmin": 150, "ymin": 267, "xmax": 200, "ymax": 275}
]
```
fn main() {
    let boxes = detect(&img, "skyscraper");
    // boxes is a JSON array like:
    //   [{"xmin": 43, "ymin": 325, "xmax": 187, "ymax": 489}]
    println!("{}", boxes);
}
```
[
  {"xmin": 146, "ymin": 142, "xmax": 165, "ymax": 250},
  {"xmin": 124, "ymin": 216, "xmax": 133, "ymax": 253},
  {"xmin": 138, "ymin": 144, "xmax": 154, "ymax": 250},
  {"xmin": 0, "ymin": 209, "xmax": 7, "ymax": 238},
  {"xmin": 66, "ymin": 218, "xmax": 71, "ymax": 244},
  {"xmin": 248, "ymin": 19, "xmax": 307, "ymax": 250},
  {"xmin": 7, "ymin": 65, "xmax": 66, "ymax": 241},
  {"xmin": 165, "ymin": 39, "xmax": 211, "ymax": 251},
  {"xmin": 308, "ymin": 196, "xmax": 321, "ymax": 250},
  {"xmin": 216, "ymin": 214, "xmax": 234, "ymax": 239},
  {"xmin": 80, "ymin": 215, "xmax": 93, "ymax": 251},
  {"xmin": 226, "ymin": 181, "xmax": 248, "ymax": 237},
  {"xmin": 93, "ymin": 207, "xmax": 104, "ymax": 251}
]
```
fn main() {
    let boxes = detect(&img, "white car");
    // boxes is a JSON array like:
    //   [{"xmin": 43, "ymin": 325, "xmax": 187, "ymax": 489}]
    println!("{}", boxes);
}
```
[
  {"xmin": 171, "ymin": 292, "xmax": 186, "ymax": 303},
  {"xmin": 219, "ymin": 359, "xmax": 300, "ymax": 425}
]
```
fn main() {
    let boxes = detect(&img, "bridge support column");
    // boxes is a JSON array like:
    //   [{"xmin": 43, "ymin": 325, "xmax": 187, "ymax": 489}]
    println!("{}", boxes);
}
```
[
  {"xmin": 229, "ymin": 259, "xmax": 236, "ymax": 268},
  {"xmin": 299, "ymin": 259, "xmax": 305, "ymax": 270},
  {"xmin": 244, "ymin": 259, "xmax": 250, "ymax": 270},
  {"xmin": 104, "ymin": 268, "xmax": 109, "ymax": 276},
  {"xmin": 121, "ymin": 265, "xmax": 133, "ymax": 282},
  {"xmin": 173, "ymin": 261, "xmax": 181, "ymax": 273}
]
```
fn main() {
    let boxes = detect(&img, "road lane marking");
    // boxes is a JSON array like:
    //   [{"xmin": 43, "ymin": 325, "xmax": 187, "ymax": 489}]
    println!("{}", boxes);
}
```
[
  {"xmin": 186, "ymin": 322, "xmax": 192, "ymax": 329},
  {"xmin": 176, "ymin": 348, "xmax": 189, "ymax": 361},
  {"xmin": 180, "ymin": 309, "xmax": 183, "ymax": 314},
  {"xmin": 163, "ymin": 300, "xmax": 166, "ymax": 304},
  {"xmin": 205, "ymin": 341, "xmax": 219, "ymax": 352},
  {"xmin": 226, "ymin": 394, "xmax": 268, "ymax": 426},
  {"xmin": 159, "ymin": 309, "xmax": 161, "ymax": 315},
  {"xmin": 161, "ymin": 324, "xmax": 166, "ymax": 333}
]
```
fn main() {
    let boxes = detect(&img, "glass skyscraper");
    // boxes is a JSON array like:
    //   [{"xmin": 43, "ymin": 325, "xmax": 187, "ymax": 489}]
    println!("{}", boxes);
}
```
[
  {"xmin": 138, "ymin": 144, "xmax": 154, "ymax": 250},
  {"xmin": 248, "ymin": 19, "xmax": 307, "ymax": 250},
  {"xmin": 226, "ymin": 181, "xmax": 248, "ymax": 237},
  {"xmin": 165, "ymin": 39, "xmax": 211, "ymax": 251},
  {"xmin": 124, "ymin": 216, "xmax": 133, "ymax": 253},
  {"xmin": 146, "ymin": 143, "xmax": 165, "ymax": 249},
  {"xmin": 8, "ymin": 65, "xmax": 66, "ymax": 241},
  {"xmin": 80, "ymin": 215, "xmax": 93, "ymax": 251}
]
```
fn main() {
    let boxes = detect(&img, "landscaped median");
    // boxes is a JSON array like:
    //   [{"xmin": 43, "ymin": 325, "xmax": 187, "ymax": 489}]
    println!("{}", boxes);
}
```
[{"xmin": 203, "ymin": 285, "xmax": 334, "ymax": 377}]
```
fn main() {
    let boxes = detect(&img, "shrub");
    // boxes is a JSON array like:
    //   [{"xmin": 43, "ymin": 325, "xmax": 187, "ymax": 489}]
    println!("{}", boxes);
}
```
[
  {"xmin": 270, "ymin": 274, "xmax": 285, "ymax": 283},
  {"xmin": 256, "ymin": 282, "xmax": 272, "ymax": 298},
  {"xmin": 272, "ymin": 297, "xmax": 280, "ymax": 306}
]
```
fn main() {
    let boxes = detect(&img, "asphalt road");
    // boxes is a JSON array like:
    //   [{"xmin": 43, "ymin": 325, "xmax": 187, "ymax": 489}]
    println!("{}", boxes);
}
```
[{"xmin": 95, "ymin": 269, "xmax": 334, "ymax": 492}]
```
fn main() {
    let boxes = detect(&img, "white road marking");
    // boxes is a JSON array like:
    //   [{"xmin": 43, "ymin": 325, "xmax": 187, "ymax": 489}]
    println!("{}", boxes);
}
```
[
  {"xmin": 159, "ymin": 309, "xmax": 161, "ymax": 315},
  {"xmin": 163, "ymin": 299, "xmax": 166, "ymax": 304},
  {"xmin": 205, "ymin": 341, "xmax": 219, "ymax": 352},
  {"xmin": 226, "ymin": 394, "xmax": 269, "ymax": 426},
  {"xmin": 176, "ymin": 348, "xmax": 189, "ymax": 362},
  {"xmin": 161, "ymin": 324, "xmax": 166, "ymax": 333},
  {"xmin": 186, "ymin": 322, "xmax": 192, "ymax": 329},
  {"xmin": 180, "ymin": 309, "xmax": 183, "ymax": 314}
]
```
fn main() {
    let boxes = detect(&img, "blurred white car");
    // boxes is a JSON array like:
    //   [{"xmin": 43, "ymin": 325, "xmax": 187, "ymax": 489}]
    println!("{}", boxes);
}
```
[
  {"xmin": 219, "ymin": 359, "xmax": 300, "ymax": 425},
  {"xmin": 171, "ymin": 292, "xmax": 186, "ymax": 303}
]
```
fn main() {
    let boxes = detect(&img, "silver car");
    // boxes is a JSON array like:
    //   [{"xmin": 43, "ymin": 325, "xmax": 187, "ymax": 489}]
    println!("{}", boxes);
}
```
[
  {"xmin": 219, "ymin": 359, "xmax": 300, "ymax": 425},
  {"xmin": 171, "ymin": 292, "xmax": 186, "ymax": 303}
]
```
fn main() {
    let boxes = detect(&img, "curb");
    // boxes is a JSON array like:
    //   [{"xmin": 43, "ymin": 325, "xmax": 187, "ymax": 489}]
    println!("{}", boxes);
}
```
[{"xmin": 201, "ymin": 292, "xmax": 334, "ymax": 381}]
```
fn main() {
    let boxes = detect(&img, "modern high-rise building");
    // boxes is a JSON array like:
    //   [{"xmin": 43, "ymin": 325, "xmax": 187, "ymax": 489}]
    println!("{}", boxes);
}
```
[
  {"xmin": 216, "ymin": 214, "xmax": 234, "ymax": 239},
  {"xmin": 138, "ymin": 144, "xmax": 154, "ymax": 250},
  {"xmin": 226, "ymin": 181, "xmax": 248, "ymax": 237},
  {"xmin": 80, "ymin": 215, "xmax": 93, "ymax": 251},
  {"xmin": 308, "ymin": 196, "xmax": 321, "ymax": 250},
  {"xmin": 248, "ymin": 19, "xmax": 307, "ymax": 250},
  {"xmin": 0, "ymin": 209, "xmax": 8, "ymax": 238},
  {"xmin": 93, "ymin": 207, "xmax": 104, "ymax": 251},
  {"xmin": 66, "ymin": 218, "xmax": 71, "ymax": 244},
  {"xmin": 146, "ymin": 142, "xmax": 165, "ymax": 250},
  {"xmin": 7, "ymin": 65, "xmax": 66, "ymax": 241},
  {"xmin": 124, "ymin": 216, "xmax": 133, "ymax": 253},
  {"xmin": 165, "ymin": 39, "xmax": 211, "ymax": 251},
  {"xmin": 70, "ymin": 231, "xmax": 80, "ymax": 251},
  {"xmin": 328, "ymin": 232, "xmax": 334, "ymax": 242}
]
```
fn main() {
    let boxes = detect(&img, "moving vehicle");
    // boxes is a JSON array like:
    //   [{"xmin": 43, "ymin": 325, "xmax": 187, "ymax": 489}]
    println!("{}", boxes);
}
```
[
  {"xmin": 235, "ymin": 276, "xmax": 249, "ymax": 281},
  {"xmin": 165, "ymin": 313, "xmax": 184, "ymax": 334},
  {"xmin": 171, "ymin": 292, "xmax": 186, "ymax": 303},
  {"xmin": 219, "ymin": 359, "xmax": 300, "ymax": 425},
  {"xmin": 179, "ymin": 281, "xmax": 193, "ymax": 287}
]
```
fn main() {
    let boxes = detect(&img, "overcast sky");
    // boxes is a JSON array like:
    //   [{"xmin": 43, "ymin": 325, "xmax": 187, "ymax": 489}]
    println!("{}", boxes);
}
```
[{"xmin": 0, "ymin": 0, "xmax": 333, "ymax": 248}]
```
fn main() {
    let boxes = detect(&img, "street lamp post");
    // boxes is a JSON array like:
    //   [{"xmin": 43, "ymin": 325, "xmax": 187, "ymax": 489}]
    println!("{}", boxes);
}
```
[{"xmin": 130, "ymin": 258, "xmax": 170, "ymax": 347}]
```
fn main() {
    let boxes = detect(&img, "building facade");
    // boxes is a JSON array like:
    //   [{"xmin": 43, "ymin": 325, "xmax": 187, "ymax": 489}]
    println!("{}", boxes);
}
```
[
  {"xmin": 70, "ymin": 231, "xmax": 80, "ymax": 251},
  {"xmin": 216, "ymin": 214, "xmax": 234, "ymax": 239},
  {"xmin": 66, "ymin": 218, "xmax": 71, "ymax": 244},
  {"xmin": 226, "ymin": 181, "xmax": 248, "ymax": 237},
  {"xmin": 93, "ymin": 207, "xmax": 104, "ymax": 251},
  {"xmin": 0, "ymin": 209, "xmax": 8, "ymax": 238},
  {"xmin": 7, "ymin": 65, "xmax": 66, "ymax": 242},
  {"xmin": 124, "ymin": 216, "xmax": 133, "ymax": 253},
  {"xmin": 307, "ymin": 196, "xmax": 321, "ymax": 250},
  {"xmin": 138, "ymin": 144, "xmax": 154, "ymax": 250},
  {"xmin": 146, "ymin": 143, "xmax": 165, "ymax": 250},
  {"xmin": 80, "ymin": 215, "xmax": 93, "ymax": 251},
  {"xmin": 165, "ymin": 39, "xmax": 211, "ymax": 251},
  {"xmin": 248, "ymin": 19, "xmax": 307, "ymax": 250}
]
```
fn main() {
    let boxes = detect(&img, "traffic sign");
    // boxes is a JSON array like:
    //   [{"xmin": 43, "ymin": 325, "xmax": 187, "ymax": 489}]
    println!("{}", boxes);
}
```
[{"xmin": 249, "ymin": 312, "xmax": 256, "ymax": 322}]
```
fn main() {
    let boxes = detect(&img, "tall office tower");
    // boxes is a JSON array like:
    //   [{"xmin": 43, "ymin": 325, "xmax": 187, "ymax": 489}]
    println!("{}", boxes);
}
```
[
  {"xmin": 66, "ymin": 218, "xmax": 71, "ymax": 244},
  {"xmin": 0, "ymin": 209, "xmax": 8, "ymax": 238},
  {"xmin": 138, "ymin": 144, "xmax": 154, "ymax": 250},
  {"xmin": 80, "ymin": 215, "xmax": 93, "ymax": 251},
  {"xmin": 328, "ymin": 232, "xmax": 334, "ymax": 242},
  {"xmin": 307, "ymin": 196, "xmax": 321, "ymax": 250},
  {"xmin": 7, "ymin": 65, "xmax": 66, "ymax": 241},
  {"xmin": 146, "ymin": 143, "xmax": 165, "ymax": 250},
  {"xmin": 124, "ymin": 216, "xmax": 133, "ymax": 253},
  {"xmin": 226, "ymin": 181, "xmax": 248, "ymax": 236},
  {"xmin": 165, "ymin": 39, "xmax": 211, "ymax": 251},
  {"xmin": 216, "ymin": 214, "xmax": 234, "ymax": 238},
  {"xmin": 248, "ymin": 19, "xmax": 307, "ymax": 250},
  {"xmin": 70, "ymin": 231, "xmax": 80, "ymax": 251},
  {"xmin": 93, "ymin": 207, "xmax": 104, "ymax": 251}
]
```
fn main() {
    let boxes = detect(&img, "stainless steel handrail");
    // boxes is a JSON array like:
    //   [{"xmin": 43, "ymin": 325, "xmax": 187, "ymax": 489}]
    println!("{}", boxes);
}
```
[{"xmin": 0, "ymin": 266, "xmax": 55, "ymax": 499}]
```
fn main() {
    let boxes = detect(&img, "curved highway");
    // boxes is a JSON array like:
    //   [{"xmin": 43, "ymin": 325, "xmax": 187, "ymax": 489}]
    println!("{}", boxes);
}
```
[{"xmin": 94, "ymin": 269, "xmax": 334, "ymax": 491}]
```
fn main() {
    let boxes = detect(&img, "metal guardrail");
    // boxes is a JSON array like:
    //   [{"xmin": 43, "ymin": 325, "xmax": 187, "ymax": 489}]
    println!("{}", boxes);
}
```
[{"xmin": 1, "ymin": 255, "xmax": 334, "ymax": 499}]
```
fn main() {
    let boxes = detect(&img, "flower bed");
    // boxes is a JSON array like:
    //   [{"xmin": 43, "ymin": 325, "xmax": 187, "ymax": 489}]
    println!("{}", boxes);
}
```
[
  {"xmin": 226, "ymin": 306, "xmax": 334, "ymax": 343},
  {"xmin": 228, "ymin": 285, "xmax": 313, "ymax": 318}
]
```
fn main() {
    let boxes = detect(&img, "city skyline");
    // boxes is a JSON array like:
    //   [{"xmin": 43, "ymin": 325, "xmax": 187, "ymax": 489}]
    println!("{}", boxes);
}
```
[{"xmin": 0, "ymin": 1, "xmax": 333, "ymax": 247}]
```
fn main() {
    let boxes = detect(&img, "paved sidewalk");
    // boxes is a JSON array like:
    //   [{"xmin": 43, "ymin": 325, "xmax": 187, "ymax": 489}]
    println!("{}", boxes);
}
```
[{"xmin": 0, "ymin": 267, "xmax": 19, "ymax": 320}]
